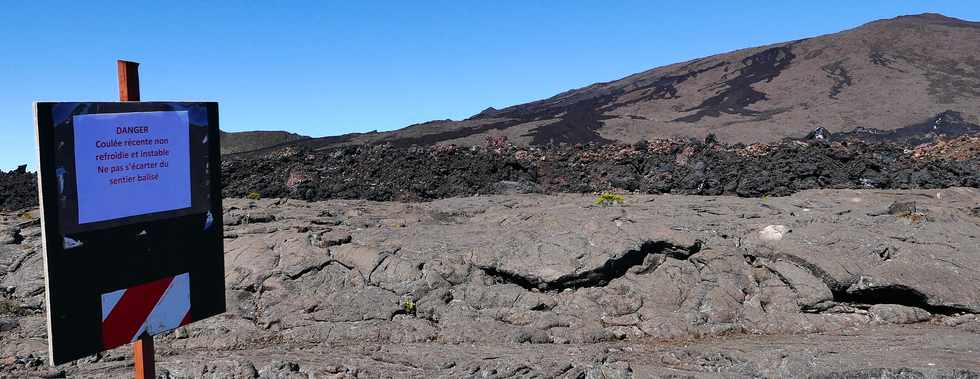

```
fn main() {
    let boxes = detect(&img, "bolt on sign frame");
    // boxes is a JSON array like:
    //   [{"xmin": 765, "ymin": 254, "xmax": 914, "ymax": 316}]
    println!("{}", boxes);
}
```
[{"xmin": 34, "ymin": 101, "xmax": 224, "ymax": 365}]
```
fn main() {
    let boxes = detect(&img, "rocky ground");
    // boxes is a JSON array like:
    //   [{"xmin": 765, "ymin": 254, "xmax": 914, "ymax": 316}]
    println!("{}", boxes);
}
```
[{"xmin": 2, "ymin": 188, "xmax": 980, "ymax": 377}]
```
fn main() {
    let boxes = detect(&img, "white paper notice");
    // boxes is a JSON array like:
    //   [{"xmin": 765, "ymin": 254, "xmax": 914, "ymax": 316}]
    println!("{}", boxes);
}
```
[{"xmin": 73, "ymin": 111, "xmax": 191, "ymax": 224}]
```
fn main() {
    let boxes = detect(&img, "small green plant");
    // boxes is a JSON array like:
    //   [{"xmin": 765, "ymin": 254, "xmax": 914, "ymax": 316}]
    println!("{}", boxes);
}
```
[
  {"xmin": 0, "ymin": 299, "xmax": 26, "ymax": 316},
  {"xmin": 402, "ymin": 298, "xmax": 416, "ymax": 315},
  {"xmin": 246, "ymin": 192, "xmax": 261, "ymax": 200},
  {"xmin": 594, "ymin": 192, "xmax": 625, "ymax": 206}
]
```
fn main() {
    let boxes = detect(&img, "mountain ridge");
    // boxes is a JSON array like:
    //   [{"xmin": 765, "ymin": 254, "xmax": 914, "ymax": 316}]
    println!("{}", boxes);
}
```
[
  {"xmin": 232, "ymin": 13, "xmax": 980, "ymax": 155},
  {"xmin": 219, "ymin": 130, "xmax": 309, "ymax": 155}
]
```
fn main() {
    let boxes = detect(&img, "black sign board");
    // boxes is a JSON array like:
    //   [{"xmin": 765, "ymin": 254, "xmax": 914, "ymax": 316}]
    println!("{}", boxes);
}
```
[{"xmin": 34, "ymin": 102, "xmax": 224, "ymax": 365}]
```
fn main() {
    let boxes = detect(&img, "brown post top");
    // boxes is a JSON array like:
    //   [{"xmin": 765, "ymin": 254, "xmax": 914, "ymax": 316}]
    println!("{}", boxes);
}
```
[{"xmin": 117, "ymin": 60, "xmax": 140, "ymax": 102}]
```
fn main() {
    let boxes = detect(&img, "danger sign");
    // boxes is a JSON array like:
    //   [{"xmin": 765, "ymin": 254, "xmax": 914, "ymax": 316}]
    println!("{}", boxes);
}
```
[
  {"xmin": 34, "ymin": 102, "xmax": 224, "ymax": 365},
  {"xmin": 73, "ymin": 111, "xmax": 192, "ymax": 224}
]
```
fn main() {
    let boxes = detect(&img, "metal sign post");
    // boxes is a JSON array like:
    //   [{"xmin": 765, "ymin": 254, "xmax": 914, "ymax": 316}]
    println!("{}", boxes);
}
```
[{"xmin": 116, "ymin": 59, "xmax": 155, "ymax": 379}]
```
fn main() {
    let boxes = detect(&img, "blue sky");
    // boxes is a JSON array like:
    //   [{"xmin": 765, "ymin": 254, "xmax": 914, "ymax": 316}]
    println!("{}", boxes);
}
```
[{"xmin": 2, "ymin": 1, "xmax": 978, "ymax": 170}]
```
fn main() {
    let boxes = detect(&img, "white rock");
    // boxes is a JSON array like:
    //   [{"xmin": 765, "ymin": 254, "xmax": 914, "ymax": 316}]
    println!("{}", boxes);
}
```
[{"xmin": 759, "ymin": 225, "xmax": 790, "ymax": 241}]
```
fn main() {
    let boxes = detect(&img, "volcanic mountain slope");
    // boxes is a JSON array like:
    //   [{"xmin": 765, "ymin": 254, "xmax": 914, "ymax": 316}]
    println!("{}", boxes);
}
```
[
  {"xmin": 257, "ymin": 13, "xmax": 980, "ymax": 153},
  {"xmin": 219, "ymin": 130, "xmax": 309, "ymax": 155}
]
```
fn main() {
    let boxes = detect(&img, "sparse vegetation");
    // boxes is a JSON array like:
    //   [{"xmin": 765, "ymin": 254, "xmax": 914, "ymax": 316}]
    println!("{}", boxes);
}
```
[
  {"xmin": 402, "ymin": 298, "xmax": 416, "ymax": 315},
  {"xmin": 246, "ymin": 192, "xmax": 261, "ymax": 200},
  {"xmin": 897, "ymin": 211, "xmax": 929, "ymax": 224},
  {"xmin": 594, "ymin": 192, "xmax": 625, "ymax": 206},
  {"xmin": 0, "ymin": 299, "xmax": 26, "ymax": 316}
]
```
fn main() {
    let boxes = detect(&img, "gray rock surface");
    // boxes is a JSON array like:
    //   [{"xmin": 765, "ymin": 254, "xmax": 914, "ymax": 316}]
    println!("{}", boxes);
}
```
[
  {"xmin": 869, "ymin": 304, "xmax": 932, "ymax": 324},
  {"xmin": 1, "ymin": 188, "xmax": 979, "ymax": 377}
]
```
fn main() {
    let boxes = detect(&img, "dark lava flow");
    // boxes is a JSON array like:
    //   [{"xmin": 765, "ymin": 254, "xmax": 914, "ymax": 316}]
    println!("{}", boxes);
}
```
[
  {"xmin": 218, "ymin": 137, "xmax": 979, "ymax": 204},
  {"xmin": 829, "ymin": 110, "xmax": 980, "ymax": 145},
  {"xmin": 0, "ymin": 166, "xmax": 38, "ymax": 211},
  {"xmin": 674, "ymin": 46, "xmax": 797, "ymax": 122}
]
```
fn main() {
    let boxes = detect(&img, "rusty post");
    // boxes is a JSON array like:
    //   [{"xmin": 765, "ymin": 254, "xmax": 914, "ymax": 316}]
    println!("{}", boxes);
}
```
[
  {"xmin": 118, "ymin": 59, "xmax": 154, "ymax": 379},
  {"xmin": 132, "ymin": 336, "xmax": 155, "ymax": 379},
  {"xmin": 117, "ymin": 60, "xmax": 140, "ymax": 101}
]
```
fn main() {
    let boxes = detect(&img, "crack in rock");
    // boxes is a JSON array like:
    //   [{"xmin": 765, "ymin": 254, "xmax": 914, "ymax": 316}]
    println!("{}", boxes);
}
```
[
  {"xmin": 836, "ymin": 284, "xmax": 974, "ymax": 316},
  {"xmin": 479, "ymin": 240, "xmax": 702, "ymax": 291},
  {"xmin": 749, "ymin": 252, "xmax": 976, "ymax": 316}
]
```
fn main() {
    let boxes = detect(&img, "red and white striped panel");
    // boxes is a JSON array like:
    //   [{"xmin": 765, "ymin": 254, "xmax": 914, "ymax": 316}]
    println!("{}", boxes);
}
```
[{"xmin": 100, "ymin": 273, "xmax": 192, "ymax": 349}]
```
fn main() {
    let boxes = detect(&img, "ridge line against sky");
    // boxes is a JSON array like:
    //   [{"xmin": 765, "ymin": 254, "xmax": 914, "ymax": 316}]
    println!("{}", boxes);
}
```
[{"xmin": 2, "ymin": 1, "xmax": 979, "ymax": 170}]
